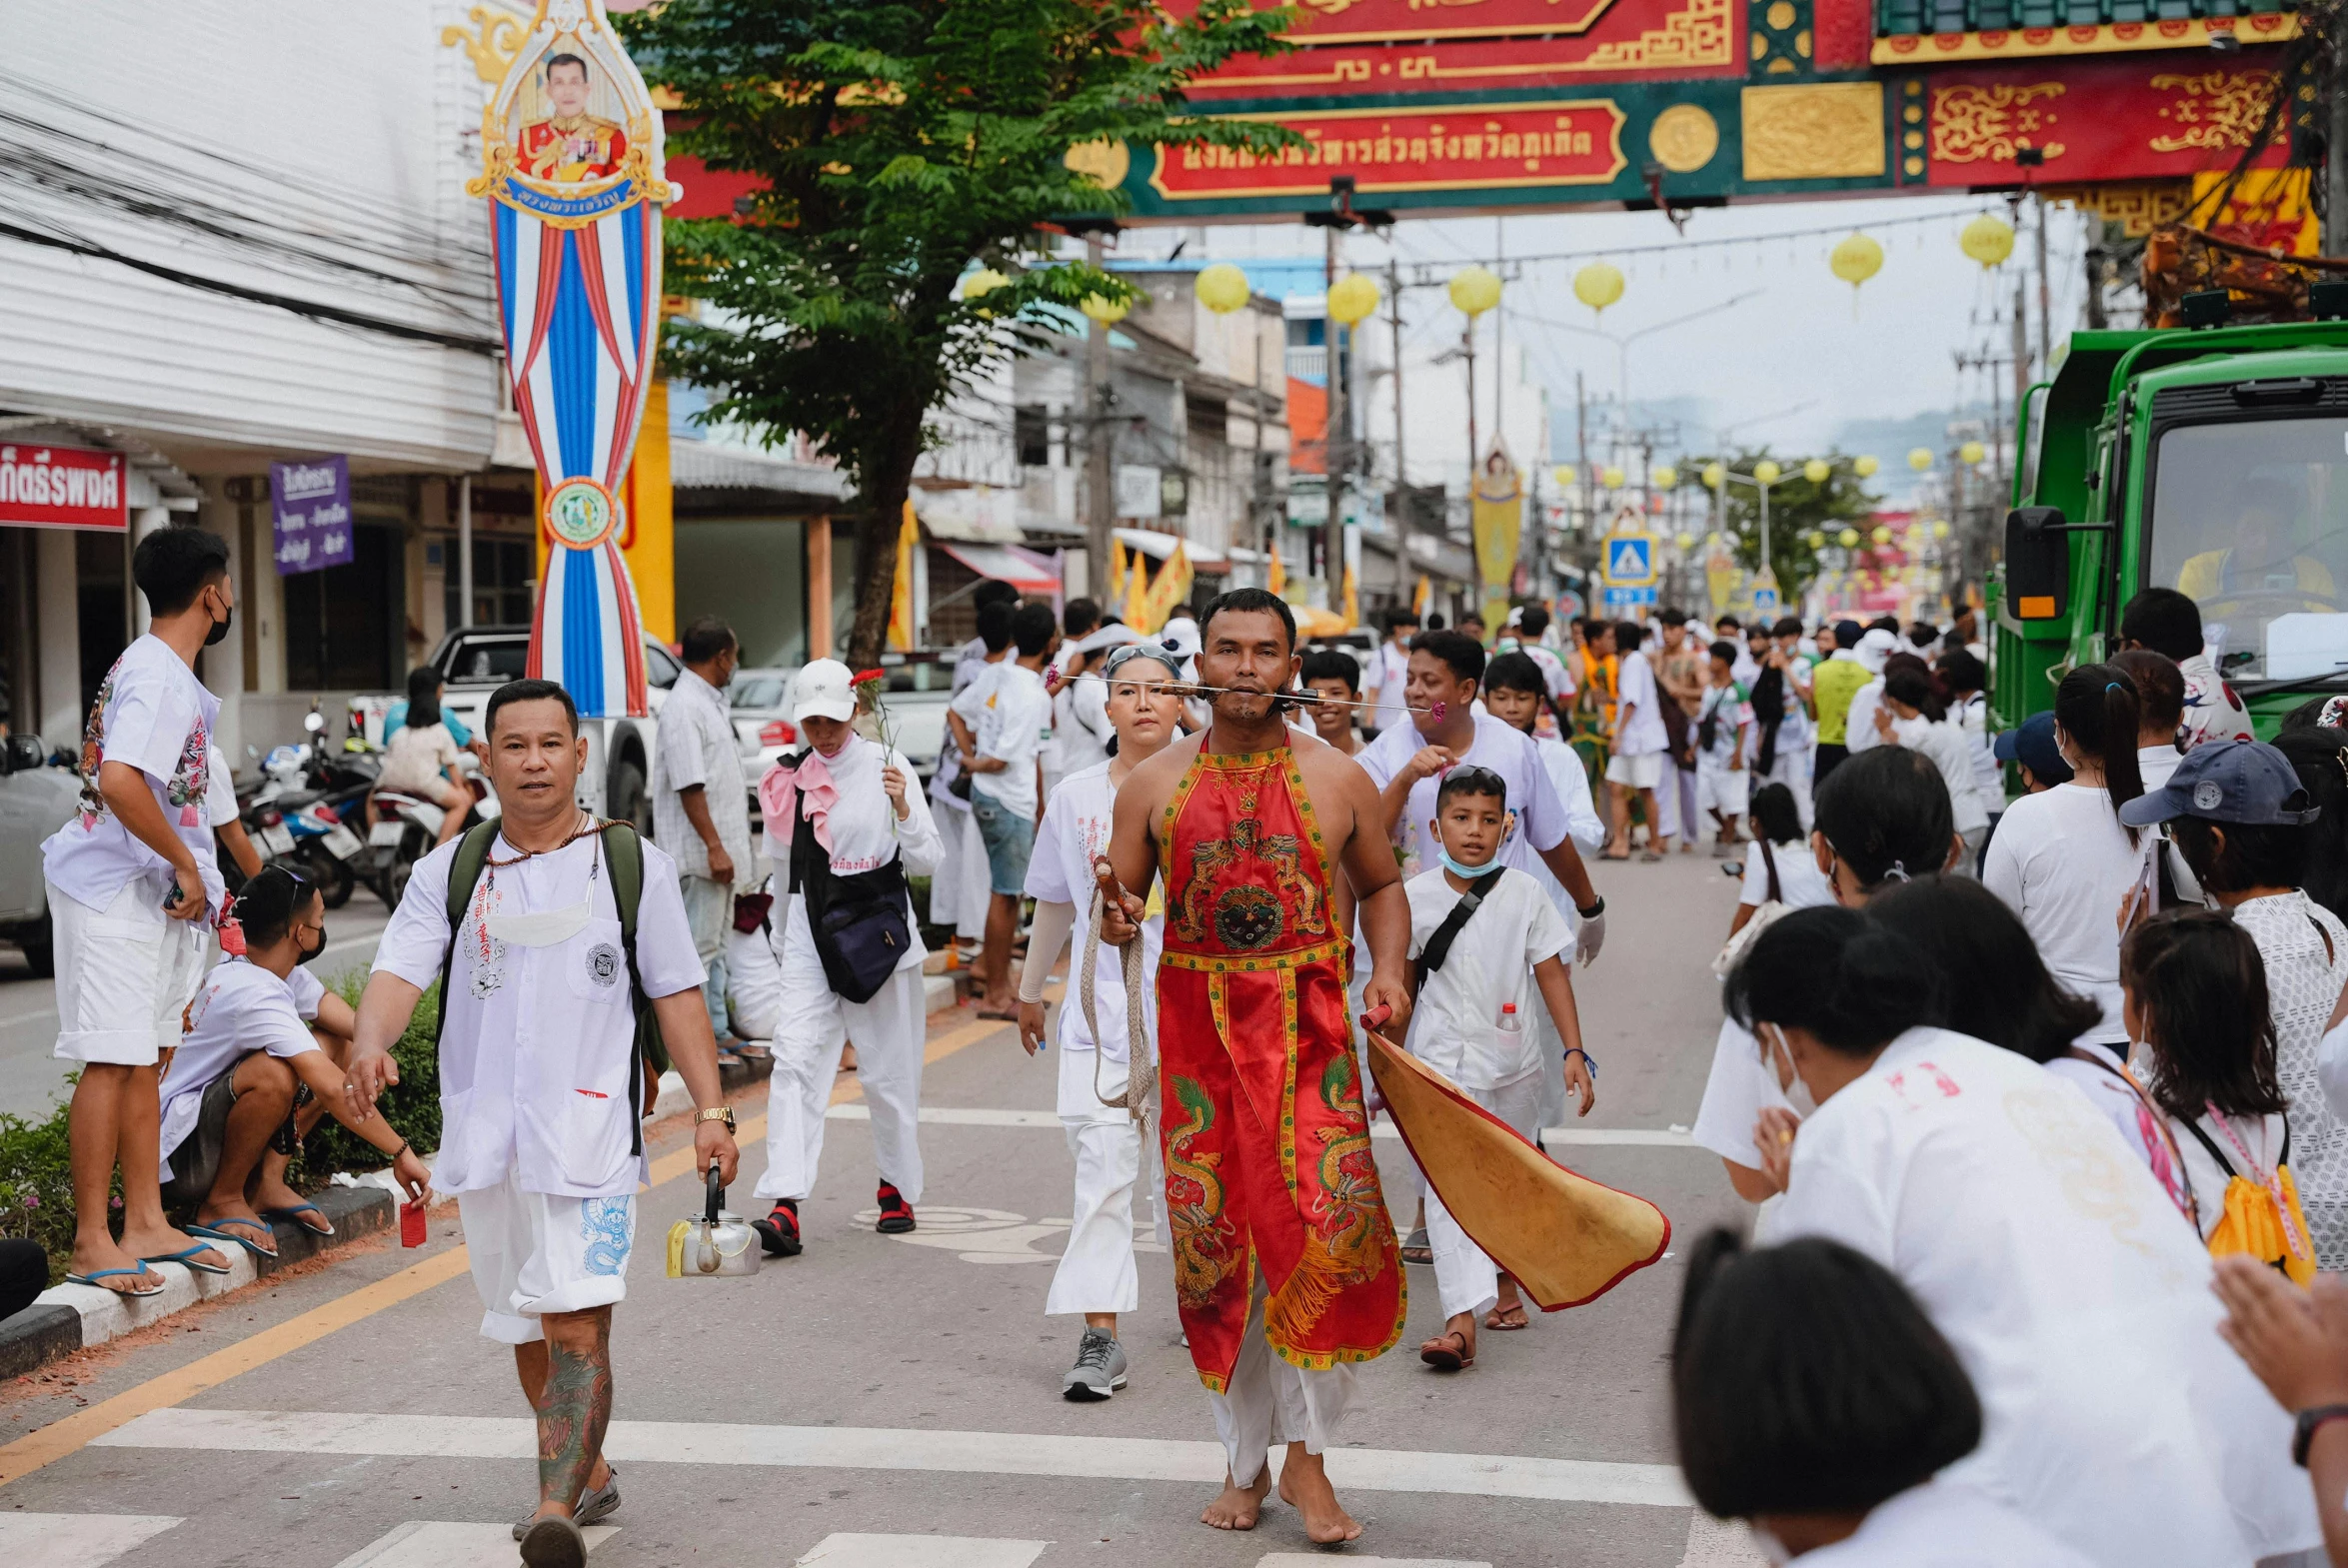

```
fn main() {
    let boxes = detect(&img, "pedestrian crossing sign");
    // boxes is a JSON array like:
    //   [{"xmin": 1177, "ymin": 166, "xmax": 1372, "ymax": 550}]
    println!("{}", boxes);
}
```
[{"xmin": 1602, "ymin": 534, "xmax": 1656, "ymax": 588}]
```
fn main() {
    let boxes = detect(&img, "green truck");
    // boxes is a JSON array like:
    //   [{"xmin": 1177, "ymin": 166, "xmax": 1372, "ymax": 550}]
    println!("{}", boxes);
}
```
[{"xmin": 1997, "ymin": 318, "xmax": 2348, "ymax": 740}]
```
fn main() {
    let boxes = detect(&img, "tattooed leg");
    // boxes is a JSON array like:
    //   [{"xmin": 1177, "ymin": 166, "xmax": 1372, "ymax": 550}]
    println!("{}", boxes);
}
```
[
  {"xmin": 533, "ymin": 1307, "xmax": 614, "ymax": 1517},
  {"xmin": 514, "ymin": 1342, "xmax": 611, "ymax": 1496}
]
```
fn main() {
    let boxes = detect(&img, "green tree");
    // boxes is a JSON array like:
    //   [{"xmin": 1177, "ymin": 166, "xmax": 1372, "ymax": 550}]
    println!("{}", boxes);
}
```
[
  {"xmin": 1690, "ymin": 448, "xmax": 1880, "ymax": 600},
  {"xmin": 618, "ymin": 0, "xmax": 1296, "ymax": 665}
]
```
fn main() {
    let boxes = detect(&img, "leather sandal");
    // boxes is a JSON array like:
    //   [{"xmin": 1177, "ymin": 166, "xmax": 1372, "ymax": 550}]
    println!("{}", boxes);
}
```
[{"xmin": 1418, "ymin": 1329, "xmax": 1473, "ymax": 1370}]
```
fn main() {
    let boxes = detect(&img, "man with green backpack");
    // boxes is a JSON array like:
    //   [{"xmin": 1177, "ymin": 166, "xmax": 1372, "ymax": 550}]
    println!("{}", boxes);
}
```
[{"xmin": 346, "ymin": 678, "xmax": 739, "ymax": 1568}]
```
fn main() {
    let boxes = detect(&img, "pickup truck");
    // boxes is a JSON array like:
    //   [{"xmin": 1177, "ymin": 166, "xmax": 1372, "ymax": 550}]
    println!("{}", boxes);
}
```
[{"xmin": 424, "ymin": 626, "xmax": 681, "ymax": 828}]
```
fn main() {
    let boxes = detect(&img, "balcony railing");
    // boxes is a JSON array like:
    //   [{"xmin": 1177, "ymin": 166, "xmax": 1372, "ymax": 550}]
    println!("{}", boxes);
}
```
[{"xmin": 1876, "ymin": 0, "xmax": 2289, "ymax": 33}]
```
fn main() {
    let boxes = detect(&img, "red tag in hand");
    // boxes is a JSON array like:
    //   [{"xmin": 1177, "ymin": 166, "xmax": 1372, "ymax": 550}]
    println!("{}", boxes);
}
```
[{"xmin": 400, "ymin": 1199, "xmax": 427, "ymax": 1248}]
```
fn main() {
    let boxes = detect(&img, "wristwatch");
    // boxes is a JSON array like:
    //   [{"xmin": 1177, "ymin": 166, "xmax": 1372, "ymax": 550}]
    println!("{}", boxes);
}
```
[
  {"xmin": 695, "ymin": 1105, "xmax": 738, "ymax": 1133},
  {"xmin": 2293, "ymin": 1404, "xmax": 2348, "ymax": 1467},
  {"xmin": 1576, "ymin": 895, "xmax": 1607, "ymax": 920}
]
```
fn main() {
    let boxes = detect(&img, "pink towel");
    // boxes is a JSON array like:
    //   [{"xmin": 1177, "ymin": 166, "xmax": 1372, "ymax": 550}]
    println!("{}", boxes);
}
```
[{"xmin": 759, "ymin": 750, "xmax": 836, "ymax": 855}]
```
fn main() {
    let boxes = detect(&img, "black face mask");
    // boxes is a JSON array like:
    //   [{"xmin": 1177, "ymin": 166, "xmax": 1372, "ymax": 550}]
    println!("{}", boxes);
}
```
[
  {"xmin": 298, "ymin": 921, "xmax": 326, "ymax": 963},
  {"xmin": 204, "ymin": 591, "xmax": 233, "ymax": 648}
]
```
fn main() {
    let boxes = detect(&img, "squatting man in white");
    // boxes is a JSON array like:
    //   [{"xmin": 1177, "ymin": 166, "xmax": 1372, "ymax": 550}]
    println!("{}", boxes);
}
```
[{"xmin": 348, "ymin": 679, "xmax": 740, "ymax": 1568}]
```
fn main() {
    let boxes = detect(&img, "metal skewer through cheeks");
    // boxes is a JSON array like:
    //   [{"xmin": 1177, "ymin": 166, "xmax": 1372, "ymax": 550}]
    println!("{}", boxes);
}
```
[{"xmin": 1044, "ymin": 667, "xmax": 1446, "ymax": 721}]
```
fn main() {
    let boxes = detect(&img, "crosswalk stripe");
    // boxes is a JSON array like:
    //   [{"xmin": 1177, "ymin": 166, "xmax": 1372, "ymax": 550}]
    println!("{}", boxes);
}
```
[
  {"xmin": 328, "ymin": 1521, "xmax": 619, "ymax": 1567},
  {"xmin": 821, "ymin": 1102, "xmax": 1697, "ymax": 1146},
  {"xmin": 0, "ymin": 1513, "xmax": 180, "ymax": 1568},
  {"xmin": 95, "ymin": 1407, "xmax": 1691, "ymax": 1508},
  {"xmin": 1677, "ymin": 1512, "xmax": 1769, "ymax": 1566},
  {"xmin": 797, "ymin": 1534, "xmax": 1049, "ymax": 1568}
]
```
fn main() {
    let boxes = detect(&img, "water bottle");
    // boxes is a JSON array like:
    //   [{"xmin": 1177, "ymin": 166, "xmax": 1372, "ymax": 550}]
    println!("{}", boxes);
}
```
[{"xmin": 1497, "ymin": 1001, "xmax": 1521, "ymax": 1035}]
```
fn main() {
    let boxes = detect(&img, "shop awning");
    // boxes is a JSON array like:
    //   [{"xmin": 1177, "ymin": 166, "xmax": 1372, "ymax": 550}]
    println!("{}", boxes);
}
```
[
  {"xmin": 1115, "ymin": 527, "xmax": 1228, "ymax": 574},
  {"xmin": 938, "ymin": 541, "xmax": 1062, "ymax": 598}
]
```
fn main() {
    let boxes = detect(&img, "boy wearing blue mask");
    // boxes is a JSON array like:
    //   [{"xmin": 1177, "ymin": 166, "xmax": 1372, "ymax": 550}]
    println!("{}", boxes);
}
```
[{"xmin": 1402, "ymin": 766, "xmax": 1595, "ymax": 1372}]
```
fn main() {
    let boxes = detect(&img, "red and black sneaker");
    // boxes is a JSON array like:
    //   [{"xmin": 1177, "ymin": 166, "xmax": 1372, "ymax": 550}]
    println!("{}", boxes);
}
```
[
  {"xmin": 875, "ymin": 1183, "xmax": 917, "ymax": 1234},
  {"xmin": 752, "ymin": 1198, "xmax": 802, "ymax": 1257}
]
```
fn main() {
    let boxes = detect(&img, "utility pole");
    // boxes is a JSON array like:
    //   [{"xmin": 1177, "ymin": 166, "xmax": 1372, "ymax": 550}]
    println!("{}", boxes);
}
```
[
  {"xmin": 1492, "ymin": 217, "xmax": 1505, "ymax": 454},
  {"xmin": 2330, "ymin": 16, "xmax": 2348, "ymax": 256},
  {"xmin": 1387, "ymin": 260, "xmax": 1406, "ymax": 490},
  {"xmin": 2033, "ymin": 193, "xmax": 2052, "ymax": 373},
  {"xmin": 1322, "ymin": 220, "xmax": 1345, "ymax": 605},
  {"xmin": 1085, "ymin": 230, "xmax": 1115, "ymax": 598},
  {"xmin": 1575, "ymin": 371, "xmax": 1590, "ymax": 543}
]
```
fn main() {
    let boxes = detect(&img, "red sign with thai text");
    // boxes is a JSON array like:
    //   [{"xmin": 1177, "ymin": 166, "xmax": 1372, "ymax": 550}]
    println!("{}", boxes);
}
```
[
  {"xmin": 1165, "ymin": 0, "xmax": 1619, "ymax": 44},
  {"xmin": 1922, "ymin": 54, "xmax": 2289, "ymax": 187},
  {"xmin": 0, "ymin": 444, "xmax": 127, "ymax": 532},
  {"xmin": 1150, "ymin": 102, "xmax": 1627, "ymax": 202},
  {"xmin": 1181, "ymin": 0, "xmax": 1738, "ymax": 98}
]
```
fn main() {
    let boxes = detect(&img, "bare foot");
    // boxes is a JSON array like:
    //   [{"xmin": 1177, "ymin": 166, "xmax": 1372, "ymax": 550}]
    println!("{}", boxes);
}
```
[
  {"xmin": 65, "ymin": 1237, "xmax": 161, "ymax": 1296},
  {"xmin": 1201, "ymin": 1467, "xmax": 1271, "ymax": 1530},
  {"xmin": 118, "ymin": 1219, "xmax": 228, "ymax": 1272},
  {"xmin": 1276, "ymin": 1446, "xmax": 1362, "ymax": 1544},
  {"xmin": 249, "ymin": 1174, "xmax": 307, "ymax": 1214}
]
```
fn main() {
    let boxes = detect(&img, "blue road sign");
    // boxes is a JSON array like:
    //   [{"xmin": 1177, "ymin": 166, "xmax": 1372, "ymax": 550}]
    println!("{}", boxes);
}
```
[
  {"xmin": 1601, "ymin": 586, "xmax": 1657, "ymax": 611},
  {"xmin": 1601, "ymin": 534, "xmax": 1655, "ymax": 588}
]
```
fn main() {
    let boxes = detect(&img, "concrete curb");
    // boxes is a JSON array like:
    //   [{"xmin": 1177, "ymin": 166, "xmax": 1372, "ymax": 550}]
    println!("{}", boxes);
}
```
[{"xmin": 0, "ymin": 1182, "xmax": 394, "ymax": 1379}]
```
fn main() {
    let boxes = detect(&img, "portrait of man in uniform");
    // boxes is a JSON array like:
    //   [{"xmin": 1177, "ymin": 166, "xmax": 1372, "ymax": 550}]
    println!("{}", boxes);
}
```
[{"xmin": 513, "ymin": 51, "xmax": 627, "ymax": 183}]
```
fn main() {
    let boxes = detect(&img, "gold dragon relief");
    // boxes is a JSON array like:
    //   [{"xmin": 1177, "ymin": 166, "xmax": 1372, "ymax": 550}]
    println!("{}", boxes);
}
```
[
  {"xmin": 1741, "ymin": 82, "xmax": 1886, "ymax": 181},
  {"xmin": 1929, "ymin": 81, "xmax": 2066, "ymax": 165}
]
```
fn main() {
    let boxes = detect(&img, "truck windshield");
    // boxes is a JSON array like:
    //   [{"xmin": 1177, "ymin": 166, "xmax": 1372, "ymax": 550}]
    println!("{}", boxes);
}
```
[{"xmin": 2148, "ymin": 417, "xmax": 2348, "ymax": 684}]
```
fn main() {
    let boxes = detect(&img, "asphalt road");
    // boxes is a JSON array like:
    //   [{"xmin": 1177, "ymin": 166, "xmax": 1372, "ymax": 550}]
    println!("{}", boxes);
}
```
[{"xmin": 0, "ymin": 847, "xmax": 1762, "ymax": 1568}]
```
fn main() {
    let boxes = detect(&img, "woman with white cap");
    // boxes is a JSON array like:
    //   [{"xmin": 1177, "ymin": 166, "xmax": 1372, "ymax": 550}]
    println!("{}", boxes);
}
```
[{"xmin": 751, "ymin": 660, "xmax": 944, "ymax": 1256}]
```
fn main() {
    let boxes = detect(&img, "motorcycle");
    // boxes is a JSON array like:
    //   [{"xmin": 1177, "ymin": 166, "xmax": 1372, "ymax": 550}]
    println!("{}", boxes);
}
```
[
  {"xmin": 366, "ymin": 753, "xmax": 498, "ymax": 908},
  {"xmin": 242, "ymin": 707, "xmax": 371, "ymax": 907}
]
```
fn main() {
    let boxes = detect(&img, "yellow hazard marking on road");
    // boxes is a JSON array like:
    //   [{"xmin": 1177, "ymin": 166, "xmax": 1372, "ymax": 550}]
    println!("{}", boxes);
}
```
[{"xmin": 0, "ymin": 998, "xmax": 1034, "ymax": 1488}]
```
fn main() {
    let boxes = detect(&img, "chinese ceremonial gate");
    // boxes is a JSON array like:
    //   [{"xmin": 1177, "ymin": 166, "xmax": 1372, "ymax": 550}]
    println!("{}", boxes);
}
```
[{"xmin": 1085, "ymin": 0, "xmax": 2305, "ymax": 235}]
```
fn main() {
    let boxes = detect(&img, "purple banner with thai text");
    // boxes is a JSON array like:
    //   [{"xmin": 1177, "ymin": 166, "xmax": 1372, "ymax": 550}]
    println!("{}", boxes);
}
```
[{"xmin": 271, "ymin": 456, "xmax": 352, "ymax": 576}]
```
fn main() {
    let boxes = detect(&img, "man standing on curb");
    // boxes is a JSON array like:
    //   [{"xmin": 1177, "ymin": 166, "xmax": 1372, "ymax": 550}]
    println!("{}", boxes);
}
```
[
  {"xmin": 653, "ymin": 616, "xmax": 751, "ymax": 1050},
  {"xmin": 349, "ymin": 679, "xmax": 739, "ymax": 1568}
]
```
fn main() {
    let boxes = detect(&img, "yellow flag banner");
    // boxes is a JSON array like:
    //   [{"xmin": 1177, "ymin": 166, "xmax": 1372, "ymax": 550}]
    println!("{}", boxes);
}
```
[
  {"xmin": 1412, "ymin": 574, "xmax": 1431, "ymax": 619},
  {"xmin": 1267, "ymin": 543, "xmax": 1285, "ymax": 599},
  {"xmin": 1340, "ymin": 563, "xmax": 1358, "ymax": 632},
  {"xmin": 887, "ymin": 500, "xmax": 920, "ymax": 653},
  {"xmin": 1122, "ymin": 538, "xmax": 1152, "ymax": 631},
  {"xmin": 1471, "ymin": 454, "xmax": 1523, "ymax": 634},
  {"xmin": 1364, "ymin": 1022, "xmax": 1669, "ymax": 1310},
  {"xmin": 1141, "ymin": 542, "xmax": 1193, "ymax": 634}
]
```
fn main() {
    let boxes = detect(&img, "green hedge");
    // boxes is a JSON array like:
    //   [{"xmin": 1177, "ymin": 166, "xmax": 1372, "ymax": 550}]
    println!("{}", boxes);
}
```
[{"xmin": 0, "ymin": 970, "xmax": 447, "ymax": 1285}]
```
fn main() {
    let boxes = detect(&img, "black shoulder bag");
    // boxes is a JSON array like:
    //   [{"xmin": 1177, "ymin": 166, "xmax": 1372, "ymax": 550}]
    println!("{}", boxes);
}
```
[
  {"xmin": 1413, "ymin": 865, "xmax": 1508, "ymax": 991},
  {"xmin": 788, "ymin": 751, "xmax": 914, "ymax": 1004}
]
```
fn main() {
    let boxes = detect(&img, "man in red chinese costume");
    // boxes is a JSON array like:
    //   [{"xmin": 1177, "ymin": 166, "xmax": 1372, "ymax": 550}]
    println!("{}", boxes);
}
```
[
  {"xmin": 515, "ymin": 53, "xmax": 627, "ymax": 183},
  {"xmin": 1099, "ymin": 588, "xmax": 1413, "ymax": 1544}
]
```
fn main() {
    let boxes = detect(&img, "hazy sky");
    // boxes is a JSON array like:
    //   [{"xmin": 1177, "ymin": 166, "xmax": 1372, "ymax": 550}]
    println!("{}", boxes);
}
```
[{"xmin": 1123, "ymin": 194, "xmax": 2096, "ymax": 506}]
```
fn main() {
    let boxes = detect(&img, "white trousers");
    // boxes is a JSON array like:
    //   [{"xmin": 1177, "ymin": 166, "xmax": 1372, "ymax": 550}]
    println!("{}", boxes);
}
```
[
  {"xmin": 52, "ymin": 876, "xmax": 207, "ymax": 1066},
  {"xmin": 725, "ymin": 915, "xmax": 785, "ymax": 1042},
  {"xmin": 1206, "ymin": 1270, "xmax": 1356, "ymax": 1487},
  {"xmin": 931, "ymin": 802, "xmax": 970, "ymax": 936},
  {"xmin": 756, "ymin": 896, "xmax": 927, "ymax": 1203},
  {"xmin": 1047, "ymin": 1043, "xmax": 1161, "ymax": 1317},
  {"xmin": 1425, "ymin": 1071, "xmax": 1544, "ymax": 1320},
  {"xmin": 957, "ymin": 807, "xmax": 993, "ymax": 937}
]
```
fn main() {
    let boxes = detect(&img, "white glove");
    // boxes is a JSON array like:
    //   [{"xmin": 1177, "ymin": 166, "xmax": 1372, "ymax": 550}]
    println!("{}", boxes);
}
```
[{"xmin": 1575, "ymin": 911, "xmax": 1607, "ymax": 967}]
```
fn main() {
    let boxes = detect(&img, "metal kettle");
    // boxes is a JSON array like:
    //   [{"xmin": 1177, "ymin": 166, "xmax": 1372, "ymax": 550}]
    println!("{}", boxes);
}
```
[{"xmin": 667, "ymin": 1166, "xmax": 761, "ymax": 1278}]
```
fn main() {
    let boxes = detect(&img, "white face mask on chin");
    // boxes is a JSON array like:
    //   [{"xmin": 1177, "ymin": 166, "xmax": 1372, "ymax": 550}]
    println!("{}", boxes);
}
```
[{"xmin": 1765, "ymin": 1023, "xmax": 1820, "ymax": 1118}]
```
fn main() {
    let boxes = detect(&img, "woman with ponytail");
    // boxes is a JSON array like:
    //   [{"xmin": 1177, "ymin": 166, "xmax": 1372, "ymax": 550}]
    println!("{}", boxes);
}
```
[
  {"xmin": 1726, "ymin": 907, "xmax": 2320, "ymax": 1567},
  {"xmin": 1982, "ymin": 666, "xmax": 2157, "ymax": 1056}
]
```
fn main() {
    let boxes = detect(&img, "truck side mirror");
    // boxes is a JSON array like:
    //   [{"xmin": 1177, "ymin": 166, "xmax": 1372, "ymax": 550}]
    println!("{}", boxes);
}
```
[{"xmin": 2004, "ymin": 507, "xmax": 2070, "ymax": 622}]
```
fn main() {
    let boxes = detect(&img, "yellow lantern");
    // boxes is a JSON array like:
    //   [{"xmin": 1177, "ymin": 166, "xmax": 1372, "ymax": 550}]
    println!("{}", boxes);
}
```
[
  {"xmin": 1828, "ymin": 233, "xmax": 1884, "ymax": 310},
  {"xmin": 961, "ymin": 267, "xmax": 1009, "ymax": 309},
  {"xmin": 1853, "ymin": 454, "xmax": 1879, "ymax": 478},
  {"xmin": 1571, "ymin": 261, "xmax": 1624, "ymax": 316},
  {"xmin": 1871, "ymin": 525, "xmax": 1893, "ymax": 545},
  {"xmin": 1753, "ymin": 459, "xmax": 1781, "ymax": 486},
  {"xmin": 1328, "ymin": 271, "xmax": 1381, "ymax": 328},
  {"xmin": 1931, "ymin": 520, "xmax": 1951, "ymax": 540},
  {"xmin": 1960, "ymin": 213, "xmax": 2016, "ymax": 270},
  {"xmin": 1652, "ymin": 464, "xmax": 1679, "ymax": 491},
  {"xmin": 1804, "ymin": 531, "xmax": 1825, "ymax": 549},
  {"xmin": 1907, "ymin": 447, "xmax": 1933, "ymax": 472},
  {"xmin": 1676, "ymin": 533, "xmax": 1697, "ymax": 550},
  {"xmin": 1194, "ymin": 262, "xmax": 1249, "ymax": 315},
  {"xmin": 1448, "ymin": 265, "xmax": 1502, "ymax": 318},
  {"xmin": 1838, "ymin": 527, "xmax": 1861, "ymax": 548},
  {"xmin": 1602, "ymin": 464, "xmax": 1627, "ymax": 489},
  {"xmin": 1080, "ymin": 292, "xmax": 1130, "ymax": 326},
  {"xmin": 1803, "ymin": 458, "xmax": 1832, "ymax": 485},
  {"xmin": 1702, "ymin": 461, "xmax": 1726, "ymax": 490},
  {"xmin": 1552, "ymin": 464, "xmax": 1577, "ymax": 488},
  {"xmin": 1959, "ymin": 440, "xmax": 1987, "ymax": 466}
]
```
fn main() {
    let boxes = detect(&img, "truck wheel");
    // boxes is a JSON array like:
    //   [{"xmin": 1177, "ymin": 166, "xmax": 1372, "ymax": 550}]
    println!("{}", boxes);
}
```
[
  {"xmin": 16, "ymin": 926, "xmax": 53, "ymax": 979},
  {"xmin": 610, "ymin": 758, "xmax": 650, "ymax": 836}
]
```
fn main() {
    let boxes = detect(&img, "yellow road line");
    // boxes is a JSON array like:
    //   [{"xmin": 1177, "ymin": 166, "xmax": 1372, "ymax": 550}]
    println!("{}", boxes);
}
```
[{"xmin": 1, "ymin": 1006, "xmax": 1019, "ymax": 1488}]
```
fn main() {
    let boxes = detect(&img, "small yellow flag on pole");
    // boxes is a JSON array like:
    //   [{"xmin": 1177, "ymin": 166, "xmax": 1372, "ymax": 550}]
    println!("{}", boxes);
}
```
[
  {"xmin": 1142, "ymin": 542, "xmax": 1193, "ymax": 633},
  {"xmin": 1123, "ymin": 539, "xmax": 1152, "ymax": 630},
  {"xmin": 1267, "ymin": 542, "xmax": 1285, "ymax": 599},
  {"xmin": 887, "ymin": 500, "xmax": 919, "ymax": 653}
]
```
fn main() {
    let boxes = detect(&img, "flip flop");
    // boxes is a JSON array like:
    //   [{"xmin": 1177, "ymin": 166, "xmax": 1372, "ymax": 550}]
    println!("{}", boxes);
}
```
[
  {"xmin": 140, "ymin": 1243, "xmax": 231, "ymax": 1277},
  {"xmin": 1483, "ymin": 1304, "xmax": 1530, "ymax": 1331},
  {"xmin": 1418, "ymin": 1330, "xmax": 1473, "ymax": 1371},
  {"xmin": 188, "ymin": 1216, "xmax": 280, "ymax": 1260},
  {"xmin": 261, "ymin": 1202, "xmax": 334, "ymax": 1238},
  {"xmin": 65, "ymin": 1264, "xmax": 165, "ymax": 1298},
  {"xmin": 975, "ymin": 1007, "xmax": 1020, "ymax": 1021}
]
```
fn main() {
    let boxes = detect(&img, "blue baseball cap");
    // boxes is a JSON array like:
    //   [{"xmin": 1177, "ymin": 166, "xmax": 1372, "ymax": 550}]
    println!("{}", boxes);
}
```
[
  {"xmin": 1992, "ymin": 712, "xmax": 2072, "ymax": 786},
  {"xmin": 2119, "ymin": 740, "xmax": 2320, "ymax": 827}
]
